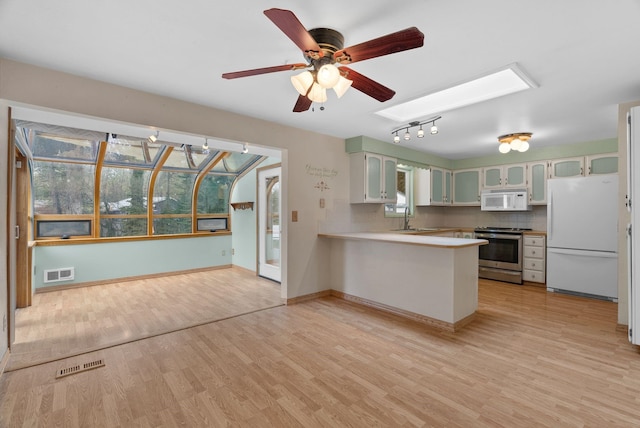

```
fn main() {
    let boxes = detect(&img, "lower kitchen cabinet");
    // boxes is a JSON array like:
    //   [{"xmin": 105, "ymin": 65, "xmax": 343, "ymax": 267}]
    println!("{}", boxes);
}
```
[{"xmin": 523, "ymin": 234, "xmax": 546, "ymax": 284}]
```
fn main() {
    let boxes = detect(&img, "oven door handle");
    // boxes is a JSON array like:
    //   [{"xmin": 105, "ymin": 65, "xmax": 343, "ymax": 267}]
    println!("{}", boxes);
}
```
[{"xmin": 475, "ymin": 233, "xmax": 522, "ymax": 240}]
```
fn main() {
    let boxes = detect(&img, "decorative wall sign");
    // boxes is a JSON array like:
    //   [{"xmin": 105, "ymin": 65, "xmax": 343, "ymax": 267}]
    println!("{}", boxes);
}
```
[{"xmin": 306, "ymin": 164, "xmax": 338, "ymax": 192}]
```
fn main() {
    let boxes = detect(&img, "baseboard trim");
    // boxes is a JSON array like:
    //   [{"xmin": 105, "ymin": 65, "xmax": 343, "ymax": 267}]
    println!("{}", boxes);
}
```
[
  {"xmin": 330, "ymin": 290, "xmax": 475, "ymax": 333},
  {"xmin": 35, "ymin": 265, "xmax": 233, "ymax": 293},
  {"xmin": 616, "ymin": 323, "xmax": 629, "ymax": 333},
  {"xmin": 286, "ymin": 290, "xmax": 331, "ymax": 305},
  {"xmin": 0, "ymin": 348, "xmax": 10, "ymax": 377}
]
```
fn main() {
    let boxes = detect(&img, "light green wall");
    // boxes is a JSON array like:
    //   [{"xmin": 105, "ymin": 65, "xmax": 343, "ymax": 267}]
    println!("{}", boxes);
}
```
[
  {"xmin": 231, "ymin": 157, "xmax": 280, "ymax": 271},
  {"xmin": 32, "ymin": 235, "xmax": 232, "ymax": 289},
  {"xmin": 346, "ymin": 135, "xmax": 617, "ymax": 170}
]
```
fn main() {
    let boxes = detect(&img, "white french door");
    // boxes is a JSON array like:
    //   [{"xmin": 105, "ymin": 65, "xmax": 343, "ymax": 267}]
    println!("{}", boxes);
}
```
[{"xmin": 257, "ymin": 166, "xmax": 281, "ymax": 282}]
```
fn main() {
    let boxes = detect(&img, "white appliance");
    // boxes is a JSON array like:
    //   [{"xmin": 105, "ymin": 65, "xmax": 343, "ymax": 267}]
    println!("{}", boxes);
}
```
[
  {"xmin": 547, "ymin": 174, "xmax": 619, "ymax": 301},
  {"xmin": 627, "ymin": 106, "xmax": 640, "ymax": 344},
  {"xmin": 481, "ymin": 189, "xmax": 530, "ymax": 211}
]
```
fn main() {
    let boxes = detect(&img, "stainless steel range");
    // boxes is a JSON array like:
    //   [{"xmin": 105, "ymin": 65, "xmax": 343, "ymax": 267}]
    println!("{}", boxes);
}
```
[{"xmin": 474, "ymin": 227, "xmax": 532, "ymax": 284}]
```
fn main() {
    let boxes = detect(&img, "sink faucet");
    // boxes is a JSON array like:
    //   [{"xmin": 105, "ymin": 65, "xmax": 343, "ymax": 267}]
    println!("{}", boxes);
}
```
[{"xmin": 403, "ymin": 206, "xmax": 411, "ymax": 230}]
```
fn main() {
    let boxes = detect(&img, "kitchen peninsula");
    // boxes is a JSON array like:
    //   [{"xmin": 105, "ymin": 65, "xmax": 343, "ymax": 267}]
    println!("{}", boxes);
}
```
[{"xmin": 320, "ymin": 232, "xmax": 487, "ymax": 331}]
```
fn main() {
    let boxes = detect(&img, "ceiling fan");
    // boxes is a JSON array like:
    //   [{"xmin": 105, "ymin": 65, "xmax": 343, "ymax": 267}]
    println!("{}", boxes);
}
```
[{"xmin": 222, "ymin": 8, "xmax": 425, "ymax": 112}]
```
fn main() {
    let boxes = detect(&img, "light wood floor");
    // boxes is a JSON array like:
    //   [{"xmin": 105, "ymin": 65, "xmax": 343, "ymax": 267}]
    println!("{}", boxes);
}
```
[
  {"xmin": 6, "ymin": 267, "xmax": 283, "ymax": 371},
  {"xmin": 2, "ymin": 277, "xmax": 640, "ymax": 427}
]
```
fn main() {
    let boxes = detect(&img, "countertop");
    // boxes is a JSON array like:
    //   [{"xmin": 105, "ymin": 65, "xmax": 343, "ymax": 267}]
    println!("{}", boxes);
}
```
[{"xmin": 318, "ymin": 232, "xmax": 487, "ymax": 249}]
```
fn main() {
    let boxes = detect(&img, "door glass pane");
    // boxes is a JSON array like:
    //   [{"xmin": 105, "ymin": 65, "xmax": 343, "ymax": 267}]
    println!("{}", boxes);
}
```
[
  {"xmin": 507, "ymin": 166, "xmax": 525, "ymax": 186},
  {"xmin": 531, "ymin": 164, "xmax": 545, "ymax": 201},
  {"xmin": 265, "ymin": 176, "xmax": 280, "ymax": 268},
  {"xmin": 432, "ymin": 169, "xmax": 443, "ymax": 203},
  {"xmin": 485, "ymin": 168, "xmax": 501, "ymax": 186},
  {"xmin": 554, "ymin": 160, "xmax": 582, "ymax": 177},
  {"xmin": 590, "ymin": 157, "xmax": 618, "ymax": 174},
  {"xmin": 367, "ymin": 156, "xmax": 381, "ymax": 199}
]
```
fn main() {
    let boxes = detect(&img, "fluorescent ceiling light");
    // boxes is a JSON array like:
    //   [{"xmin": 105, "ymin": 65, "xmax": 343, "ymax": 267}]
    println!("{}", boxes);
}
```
[{"xmin": 376, "ymin": 63, "xmax": 537, "ymax": 122}]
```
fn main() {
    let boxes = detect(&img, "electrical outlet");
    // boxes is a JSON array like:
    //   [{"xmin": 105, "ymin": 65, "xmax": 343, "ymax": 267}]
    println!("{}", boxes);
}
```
[
  {"xmin": 222, "ymin": 250, "xmax": 226, "ymax": 256},
  {"xmin": 231, "ymin": 248, "xmax": 235, "ymax": 255}
]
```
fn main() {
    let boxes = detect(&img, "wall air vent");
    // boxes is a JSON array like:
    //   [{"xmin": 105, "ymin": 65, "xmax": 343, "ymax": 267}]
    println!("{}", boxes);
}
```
[{"xmin": 44, "ymin": 267, "xmax": 75, "ymax": 283}]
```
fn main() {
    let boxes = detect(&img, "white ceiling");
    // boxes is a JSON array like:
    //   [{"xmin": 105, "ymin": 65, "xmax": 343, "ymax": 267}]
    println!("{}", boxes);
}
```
[{"xmin": 1, "ymin": 0, "xmax": 639, "ymax": 159}]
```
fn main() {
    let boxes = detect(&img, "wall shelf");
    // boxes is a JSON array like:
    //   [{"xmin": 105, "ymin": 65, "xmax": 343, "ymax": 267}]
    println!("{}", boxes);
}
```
[{"xmin": 231, "ymin": 202, "xmax": 254, "ymax": 211}]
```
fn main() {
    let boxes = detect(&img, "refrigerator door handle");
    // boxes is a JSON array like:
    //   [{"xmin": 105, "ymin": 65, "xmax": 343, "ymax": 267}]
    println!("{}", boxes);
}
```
[
  {"xmin": 628, "ymin": 223, "xmax": 634, "ymax": 343},
  {"xmin": 547, "ymin": 247, "xmax": 618, "ymax": 258},
  {"xmin": 548, "ymin": 190, "xmax": 553, "ymax": 241}
]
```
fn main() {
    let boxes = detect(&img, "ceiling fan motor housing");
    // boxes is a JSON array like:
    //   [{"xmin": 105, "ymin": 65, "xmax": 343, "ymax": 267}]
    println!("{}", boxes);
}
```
[{"xmin": 308, "ymin": 28, "xmax": 344, "ymax": 62}]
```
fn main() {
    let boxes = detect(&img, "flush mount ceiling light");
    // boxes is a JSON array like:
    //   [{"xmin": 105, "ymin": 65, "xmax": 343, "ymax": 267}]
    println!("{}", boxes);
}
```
[
  {"xmin": 376, "ymin": 63, "xmax": 537, "ymax": 122},
  {"xmin": 391, "ymin": 116, "xmax": 441, "ymax": 143},
  {"xmin": 498, "ymin": 132, "xmax": 532, "ymax": 153}
]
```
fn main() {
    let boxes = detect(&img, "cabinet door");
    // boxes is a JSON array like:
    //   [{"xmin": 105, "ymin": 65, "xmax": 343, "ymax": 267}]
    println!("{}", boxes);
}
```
[
  {"xmin": 527, "ymin": 161, "xmax": 547, "ymax": 204},
  {"xmin": 431, "ymin": 168, "xmax": 444, "ymax": 204},
  {"xmin": 549, "ymin": 157, "xmax": 584, "ymax": 178},
  {"xmin": 366, "ymin": 154, "xmax": 383, "ymax": 201},
  {"xmin": 444, "ymin": 170, "xmax": 452, "ymax": 204},
  {"xmin": 587, "ymin": 153, "xmax": 618, "ymax": 175},
  {"xmin": 453, "ymin": 169, "xmax": 481, "ymax": 205},
  {"xmin": 383, "ymin": 157, "xmax": 397, "ymax": 202},
  {"xmin": 504, "ymin": 164, "xmax": 526, "ymax": 188},
  {"xmin": 483, "ymin": 166, "xmax": 502, "ymax": 188}
]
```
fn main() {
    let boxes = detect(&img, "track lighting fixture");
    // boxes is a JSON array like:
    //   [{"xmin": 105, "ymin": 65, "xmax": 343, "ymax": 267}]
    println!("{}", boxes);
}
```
[
  {"xmin": 242, "ymin": 143, "xmax": 249, "ymax": 154},
  {"xmin": 391, "ymin": 116, "xmax": 441, "ymax": 144},
  {"xmin": 498, "ymin": 132, "xmax": 532, "ymax": 153},
  {"xmin": 147, "ymin": 130, "xmax": 159, "ymax": 144},
  {"xmin": 202, "ymin": 138, "xmax": 209, "ymax": 150}
]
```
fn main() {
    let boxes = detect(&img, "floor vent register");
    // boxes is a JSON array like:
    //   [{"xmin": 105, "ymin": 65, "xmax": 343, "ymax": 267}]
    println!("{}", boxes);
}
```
[{"xmin": 56, "ymin": 359, "xmax": 105, "ymax": 379}]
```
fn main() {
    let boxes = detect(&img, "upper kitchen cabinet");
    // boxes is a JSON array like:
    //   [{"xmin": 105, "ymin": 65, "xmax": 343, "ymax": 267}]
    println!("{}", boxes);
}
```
[
  {"xmin": 482, "ymin": 164, "xmax": 526, "ymax": 189},
  {"xmin": 453, "ymin": 168, "xmax": 481, "ymax": 205},
  {"xmin": 586, "ymin": 153, "xmax": 618, "ymax": 175},
  {"xmin": 548, "ymin": 154, "xmax": 618, "ymax": 178},
  {"xmin": 548, "ymin": 156, "xmax": 584, "ymax": 178},
  {"xmin": 527, "ymin": 161, "xmax": 547, "ymax": 204},
  {"xmin": 415, "ymin": 167, "xmax": 452, "ymax": 206},
  {"xmin": 350, "ymin": 152, "xmax": 397, "ymax": 203}
]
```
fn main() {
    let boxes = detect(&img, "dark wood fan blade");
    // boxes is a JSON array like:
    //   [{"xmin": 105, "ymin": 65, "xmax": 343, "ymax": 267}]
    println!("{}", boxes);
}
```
[
  {"xmin": 222, "ymin": 63, "xmax": 308, "ymax": 79},
  {"xmin": 293, "ymin": 94, "xmax": 312, "ymax": 112},
  {"xmin": 264, "ymin": 8, "xmax": 323, "ymax": 59},
  {"xmin": 334, "ymin": 27, "xmax": 424, "ymax": 64},
  {"xmin": 339, "ymin": 67, "xmax": 395, "ymax": 102}
]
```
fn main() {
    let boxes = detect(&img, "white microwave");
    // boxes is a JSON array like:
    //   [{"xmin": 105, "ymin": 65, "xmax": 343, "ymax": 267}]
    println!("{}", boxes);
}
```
[{"xmin": 480, "ymin": 189, "xmax": 530, "ymax": 211}]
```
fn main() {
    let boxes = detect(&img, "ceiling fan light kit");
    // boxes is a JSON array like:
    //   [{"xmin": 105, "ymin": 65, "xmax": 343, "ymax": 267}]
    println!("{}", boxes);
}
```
[{"xmin": 222, "ymin": 8, "xmax": 424, "ymax": 112}]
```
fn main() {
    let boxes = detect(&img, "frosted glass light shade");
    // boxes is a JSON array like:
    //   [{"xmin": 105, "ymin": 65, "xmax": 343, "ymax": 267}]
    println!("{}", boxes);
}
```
[
  {"xmin": 307, "ymin": 83, "xmax": 327, "ymax": 103},
  {"xmin": 317, "ymin": 64, "xmax": 340, "ymax": 88},
  {"xmin": 499, "ymin": 142, "xmax": 511, "ymax": 153},
  {"xmin": 509, "ymin": 138, "xmax": 522, "ymax": 151},
  {"xmin": 517, "ymin": 141, "xmax": 529, "ymax": 152},
  {"xmin": 333, "ymin": 75, "xmax": 352, "ymax": 98},
  {"xmin": 291, "ymin": 71, "xmax": 314, "ymax": 96}
]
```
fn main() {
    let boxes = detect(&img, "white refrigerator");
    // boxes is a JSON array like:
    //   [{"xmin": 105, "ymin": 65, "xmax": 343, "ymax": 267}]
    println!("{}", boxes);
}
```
[{"xmin": 546, "ymin": 174, "xmax": 619, "ymax": 300}]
